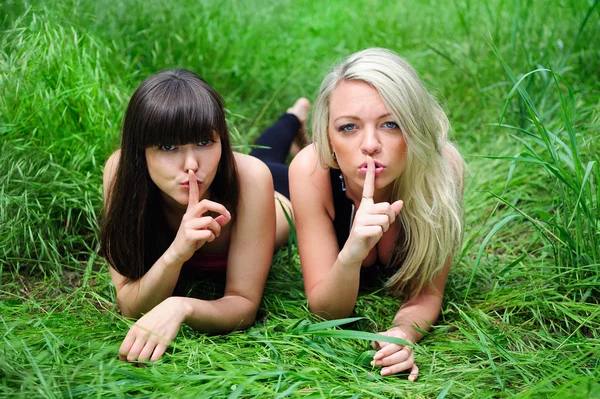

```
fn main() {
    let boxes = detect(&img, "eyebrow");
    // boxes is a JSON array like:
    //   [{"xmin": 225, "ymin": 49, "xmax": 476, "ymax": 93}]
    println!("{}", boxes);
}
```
[{"xmin": 332, "ymin": 113, "xmax": 392, "ymax": 123}]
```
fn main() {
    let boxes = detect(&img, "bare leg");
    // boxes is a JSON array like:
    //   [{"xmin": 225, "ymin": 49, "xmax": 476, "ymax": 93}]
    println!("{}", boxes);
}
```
[{"xmin": 287, "ymin": 98, "xmax": 310, "ymax": 157}]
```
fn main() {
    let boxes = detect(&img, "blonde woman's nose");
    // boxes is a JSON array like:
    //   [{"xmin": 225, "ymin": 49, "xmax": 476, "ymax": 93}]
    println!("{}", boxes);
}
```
[{"xmin": 361, "ymin": 128, "xmax": 382, "ymax": 155}]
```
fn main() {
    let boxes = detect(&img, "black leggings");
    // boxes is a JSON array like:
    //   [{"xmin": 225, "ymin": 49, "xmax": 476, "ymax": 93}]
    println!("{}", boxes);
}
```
[{"xmin": 249, "ymin": 113, "xmax": 299, "ymax": 199}]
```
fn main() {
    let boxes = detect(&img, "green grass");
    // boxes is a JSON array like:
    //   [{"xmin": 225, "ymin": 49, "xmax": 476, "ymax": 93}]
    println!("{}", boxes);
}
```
[{"xmin": 1, "ymin": 0, "xmax": 599, "ymax": 397}]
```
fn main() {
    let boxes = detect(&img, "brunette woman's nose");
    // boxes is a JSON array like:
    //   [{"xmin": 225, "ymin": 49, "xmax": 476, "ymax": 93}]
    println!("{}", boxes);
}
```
[{"xmin": 183, "ymin": 147, "xmax": 199, "ymax": 172}]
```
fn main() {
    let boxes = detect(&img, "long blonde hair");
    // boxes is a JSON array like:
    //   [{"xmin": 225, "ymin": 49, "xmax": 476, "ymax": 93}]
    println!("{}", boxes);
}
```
[{"xmin": 313, "ymin": 48, "xmax": 464, "ymax": 296}]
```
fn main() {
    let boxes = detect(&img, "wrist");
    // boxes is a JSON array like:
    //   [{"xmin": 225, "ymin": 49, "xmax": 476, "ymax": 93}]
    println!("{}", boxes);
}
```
[
  {"xmin": 337, "ymin": 248, "xmax": 362, "ymax": 268},
  {"xmin": 166, "ymin": 296, "xmax": 193, "ymax": 323},
  {"xmin": 387, "ymin": 325, "xmax": 417, "ymax": 343},
  {"xmin": 164, "ymin": 245, "xmax": 186, "ymax": 266}
]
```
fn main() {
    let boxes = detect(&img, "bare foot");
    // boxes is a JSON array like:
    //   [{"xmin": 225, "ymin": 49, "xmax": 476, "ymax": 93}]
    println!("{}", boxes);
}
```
[{"xmin": 287, "ymin": 98, "xmax": 310, "ymax": 156}]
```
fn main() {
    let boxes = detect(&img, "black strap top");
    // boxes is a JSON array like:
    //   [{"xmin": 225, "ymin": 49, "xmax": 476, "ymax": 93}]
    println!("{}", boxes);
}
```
[
  {"xmin": 329, "ymin": 168, "xmax": 355, "ymax": 249},
  {"xmin": 329, "ymin": 168, "xmax": 398, "ymax": 284}
]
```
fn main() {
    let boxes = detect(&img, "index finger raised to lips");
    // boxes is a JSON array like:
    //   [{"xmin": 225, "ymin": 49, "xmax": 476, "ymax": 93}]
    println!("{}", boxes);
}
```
[
  {"xmin": 187, "ymin": 170, "xmax": 199, "ymax": 211},
  {"xmin": 361, "ymin": 155, "xmax": 375, "ymax": 202},
  {"xmin": 189, "ymin": 199, "xmax": 232, "ymax": 222}
]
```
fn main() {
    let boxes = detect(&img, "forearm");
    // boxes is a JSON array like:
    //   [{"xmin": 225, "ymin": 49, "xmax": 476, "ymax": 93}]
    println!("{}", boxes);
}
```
[
  {"xmin": 180, "ymin": 295, "xmax": 258, "ymax": 333},
  {"xmin": 116, "ymin": 249, "xmax": 184, "ymax": 317},
  {"xmin": 306, "ymin": 254, "xmax": 362, "ymax": 319},
  {"xmin": 390, "ymin": 295, "xmax": 443, "ymax": 343}
]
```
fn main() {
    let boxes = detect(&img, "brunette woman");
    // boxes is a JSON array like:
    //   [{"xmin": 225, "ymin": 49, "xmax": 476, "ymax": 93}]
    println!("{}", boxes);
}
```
[{"xmin": 101, "ymin": 69, "xmax": 308, "ymax": 362}]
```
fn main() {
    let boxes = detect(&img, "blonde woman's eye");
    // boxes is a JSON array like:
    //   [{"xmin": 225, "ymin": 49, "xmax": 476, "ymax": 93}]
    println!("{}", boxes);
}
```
[
  {"xmin": 338, "ymin": 124, "xmax": 357, "ymax": 132},
  {"xmin": 383, "ymin": 121, "xmax": 399, "ymax": 129},
  {"xmin": 197, "ymin": 140, "xmax": 214, "ymax": 147},
  {"xmin": 158, "ymin": 144, "xmax": 176, "ymax": 151}
]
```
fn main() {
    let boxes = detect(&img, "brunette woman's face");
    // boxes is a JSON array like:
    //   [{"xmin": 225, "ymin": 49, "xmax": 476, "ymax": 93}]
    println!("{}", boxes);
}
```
[
  {"xmin": 328, "ymin": 80, "xmax": 407, "ymax": 199},
  {"xmin": 145, "ymin": 134, "xmax": 222, "ymax": 209}
]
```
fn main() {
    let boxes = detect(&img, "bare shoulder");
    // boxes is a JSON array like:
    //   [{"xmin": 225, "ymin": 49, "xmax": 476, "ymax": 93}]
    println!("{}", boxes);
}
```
[
  {"xmin": 233, "ymin": 152, "xmax": 272, "ymax": 186},
  {"xmin": 103, "ymin": 149, "xmax": 121, "ymax": 202},
  {"xmin": 289, "ymin": 144, "xmax": 334, "ymax": 218},
  {"xmin": 104, "ymin": 150, "xmax": 120, "ymax": 180},
  {"xmin": 442, "ymin": 142, "xmax": 465, "ymax": 182},
  {"xmin": 289, "ymin": 144, "xmax": 330, "ymax": 189},
  {"xmin": 233, "ymin": 152, "xmax": 274, "ymax": 205},
  {"xmin": 290, "ymin": 144, "xmax": 321, "ymax": 175}
]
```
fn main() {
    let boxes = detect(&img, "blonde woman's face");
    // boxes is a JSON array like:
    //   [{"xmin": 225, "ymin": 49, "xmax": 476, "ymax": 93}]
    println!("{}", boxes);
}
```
[
  {"xmin": 328, "ymin": 80, "xmax": 407, "ymax": 199},
  {"xmin": 145, "ymin": 135, "xmax": 222, "ymax": 209}
]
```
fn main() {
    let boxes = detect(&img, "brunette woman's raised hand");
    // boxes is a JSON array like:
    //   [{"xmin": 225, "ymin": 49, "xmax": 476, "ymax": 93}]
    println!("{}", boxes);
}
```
[
  {"xmin": 167, "ymin": 170, "xmax": 231, "ymax": 264},
  {"xmin": 338, "ymin": 156, "xmax": 404, "ymax": 266}
]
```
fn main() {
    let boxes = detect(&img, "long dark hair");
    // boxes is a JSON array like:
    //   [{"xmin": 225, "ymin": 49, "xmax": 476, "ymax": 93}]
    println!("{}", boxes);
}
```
[{"xmin": 100, "ymin": 69, "xmax": 239, "ymax": 281}]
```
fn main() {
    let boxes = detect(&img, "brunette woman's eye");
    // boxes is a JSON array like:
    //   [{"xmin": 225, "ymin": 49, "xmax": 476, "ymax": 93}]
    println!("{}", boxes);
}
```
[
  {"xmin": 338, "ymin": 124, "xmax": 357, "ymax": 132},
  {"xmin": 158, "ymin": 144, "xmax": 176, "ymax": 151},
  {"xmin": 383, "ymin": 121, "xmax": 399, "ymax": 129},
  {"xmin": 197, "ymin": 140, "xmax": 214, "ymax": 147}
]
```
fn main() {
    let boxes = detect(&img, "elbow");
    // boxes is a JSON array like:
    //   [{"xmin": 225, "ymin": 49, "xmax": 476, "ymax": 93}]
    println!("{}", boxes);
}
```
[
  {"xmin": 228, "ymin": 295, "xmax": 259, "ymax": 331},
  {"xmin": 307, "ymin": 297, "xmax": 352, "ymax": 320},
  {"xmin": 237, "ymin": 313, "xmax": 256, "ymax": 330},
  {"xmin": 115, "ymin": 295, "xmax": 141, "ymax": 319}
]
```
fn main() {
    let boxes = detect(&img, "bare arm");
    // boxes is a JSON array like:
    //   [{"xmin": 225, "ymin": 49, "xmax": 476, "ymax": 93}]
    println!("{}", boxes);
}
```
[
  {"xmin": 390, "ymin": 256, "xmax": 451, "ymax": 342},
  {"xmin": 289, "ymin": 146, "xmax": 360, "ymax": 318},
  {"xmin": 372, "ymin": 143, "xmax": 464, "ymax": 379},
  {"xmin": 103, "ymin": 151, "xmax": 231, "ymax": 317},
  {"xmin": 117, "ymin": 155, "xmax": 275, "ymax": 362},
  {"xmin": 194, "ymin": 153, "xmax": 275, "ymax": 330},
  {"xmin": 391, "ymin": 141, "xmax": 464, "ymax": 339},
  {"xmin": 290, "ymin": 147, "xmax": 402, "ymax": 319}
]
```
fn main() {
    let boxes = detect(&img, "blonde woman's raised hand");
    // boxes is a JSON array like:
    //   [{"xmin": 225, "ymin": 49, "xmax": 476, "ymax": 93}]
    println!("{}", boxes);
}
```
[
  {"xmin": 167, "ymin": 170, "xmax": 231, "ymax": 264},
  {"xmin": 339, "ymin": 156, "xmax": 403, "ymax": 266}
]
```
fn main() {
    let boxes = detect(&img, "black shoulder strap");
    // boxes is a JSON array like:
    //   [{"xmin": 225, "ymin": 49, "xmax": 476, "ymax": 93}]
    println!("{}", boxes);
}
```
[{"xmin": 329, "ymin": 168, "xmax": 354, "ymax": 249}]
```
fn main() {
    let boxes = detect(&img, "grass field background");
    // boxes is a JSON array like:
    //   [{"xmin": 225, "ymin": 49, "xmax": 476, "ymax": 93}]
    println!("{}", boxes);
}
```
[{"xmin": 1, "ymin": 0, "xmax": 599, "ymax": 397}]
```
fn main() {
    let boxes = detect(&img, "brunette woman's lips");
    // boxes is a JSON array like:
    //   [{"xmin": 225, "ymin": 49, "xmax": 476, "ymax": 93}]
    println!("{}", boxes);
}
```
[{"xmin": 181, "ymin": 181, "xmax": 202, "ymax": 188}]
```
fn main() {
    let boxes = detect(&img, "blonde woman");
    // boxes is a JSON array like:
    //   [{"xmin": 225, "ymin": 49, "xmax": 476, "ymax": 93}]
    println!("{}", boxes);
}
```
[{"xmin": 289, "ymin": 48, "xmax": 464, "ymax": 380}]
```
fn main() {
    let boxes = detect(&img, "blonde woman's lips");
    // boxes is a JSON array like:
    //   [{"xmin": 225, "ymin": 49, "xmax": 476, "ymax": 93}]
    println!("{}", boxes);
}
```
[{"xmin": 358, "ymin": 161, "xmax": 385, "ymax": 175}]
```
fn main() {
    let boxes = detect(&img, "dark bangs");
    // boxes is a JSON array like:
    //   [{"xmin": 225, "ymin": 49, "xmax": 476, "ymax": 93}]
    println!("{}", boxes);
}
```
[{"xmin": 126, "ymin": 69, "xmax": 227, "ymax": 149}]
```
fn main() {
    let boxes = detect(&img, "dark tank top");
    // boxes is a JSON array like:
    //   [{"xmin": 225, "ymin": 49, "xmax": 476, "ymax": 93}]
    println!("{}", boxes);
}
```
[
  {"xmin": 329, "ymin": 168, "xmax": 355, "ymax": 249},
  {"xmin": 329, "ymin": 168, "xmax": 397, "ymax": 287}
]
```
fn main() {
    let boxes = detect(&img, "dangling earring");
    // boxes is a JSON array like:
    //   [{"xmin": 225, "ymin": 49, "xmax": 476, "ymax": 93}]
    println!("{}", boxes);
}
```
[{"xmin": 332, "ymin": 151, "xmax": 339, "ymax": 168}]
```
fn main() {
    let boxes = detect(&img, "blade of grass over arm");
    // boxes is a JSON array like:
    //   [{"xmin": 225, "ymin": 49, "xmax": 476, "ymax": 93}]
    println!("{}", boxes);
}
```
[
  {"xmin": 289, "ymin": 317, "xmax": 364, "ymax": 333},
  {"xmin": 303, "ymin": 330, "xmax": 412, "ymax": 346}
]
